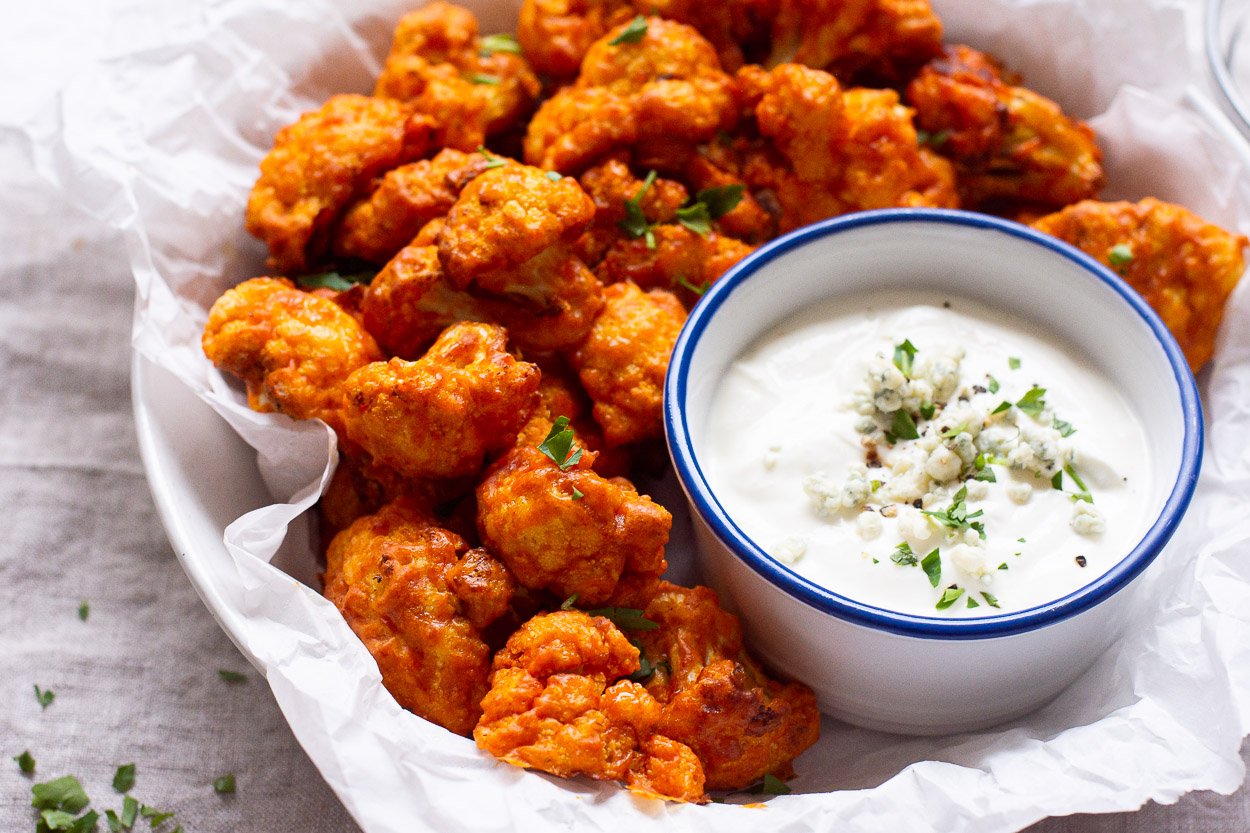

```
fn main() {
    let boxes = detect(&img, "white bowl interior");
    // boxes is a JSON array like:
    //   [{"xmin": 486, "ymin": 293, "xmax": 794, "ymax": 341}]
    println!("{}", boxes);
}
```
[{"xmin": 680, "ymin": 215, "xmax": 1186, "ymax": 607}]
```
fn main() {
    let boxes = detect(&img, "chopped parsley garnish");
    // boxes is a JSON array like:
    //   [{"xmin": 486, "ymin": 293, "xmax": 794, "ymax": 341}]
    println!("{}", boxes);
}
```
[
  {"xmin": 571, "ymin": 487, "xmax": 585, "ymax": 500},
  {"xmin": 609, "ymin": 15, "xmax": 649, "ymax": 44},
  {"xmin": 467, "ymin": 72, "xmax": 501, "ymax": 85},
  {"xmin": 675, "ymin": 275, "xmax": 710, "ymax": 296},
  {"xmin": 1015, "ymin": 386, "xmax": 1047, "ymax": 418},
  {"xmin": 917, "ymin": 129, "xmax": 950, "ymax": 148},
  {"xmin": 967, "ymin": 596, "xmax": 981, "ymax": 608},
  {"xmin": 619, "ymin": 170, "xmax": 658, "ymax": 247},
  {"xmin": 919, "ymin": 401, "xmax": 936, "ymax": 420},
  {"xmin": 893, "ymin": 339, "xmax": 917, "ymax": 377},
  {"xmin": 921, "ymin": 486, "xmax": 985, "ymax": 539},
  {"xmin": 890, "ymin": 541, "xmax": 918, "ymax": 566},
  {"xmin": 479, "ymin": 33, "xmax": 521, "ymax": 56},
  {"xmin": 217, "ymin": 669, "xmax": 246, "ymax": 683},
  {"xmin": 294, "ymin": 271, "xmax": 373, "ymax": 292},
  {"xmin": 673, "ymin": 202, "xmax": 712, "ymax": 235},
  {"xmin": 537, "ymin": 416, "xmax": 583, "ymax": 471},
  {"xmin": 545, "ymin": 170, "xmax": 562, "ymax": 181},
  {"xmin": 1053, "ymin": 417, "xmax": 1076, "ymax": 437},
  {"xmin": 1107, "ymin": 243, "xmax": 1134, "ymax": 267},
  {"xmin": 991, "ymin": 400, "xmax": 1012, "ymax": 415},
  {"xmin": 560, "ymin": 594, "xmax": 579, "ymax": 610},
  {"xmin": 1064, "ymin": 463, "xmax": 1093, "ymax": 503},
  {"xmin": 113, "ymin": 764, "xmax": 136, "ymax": 793},
  {"xmin": 889, "ymin": 409, "xmax": 920, "ymax": 441},
  {"xmin": 1063, "ymin": 463, "xmax": 1088, "ymax": 492},
  {"xmin": 982, "ymin": 592, "xmax": 1001, "ymax": 608},
  {"xmin": 1018, "ymin": 537, "xmax": 1027, "ymax": 543},
  {"xmin": 921, "ymin": 548, "xmax": 942, "ymax": 588},
  {"xmin": 869, "ymin": 479, "xmax": 882, "ymax": 492},
  {"xmin": 935, "ymin": 586, "xmax": 965, "ymax": 610},
  {"xmin": 1051, "ymin": 471, "xmax": 1063, "ymax": 490},
  {"xmin": 696, "ymin": 184, "xmax": 745, "ymax": 218},
  {"xmin": 1008, "ymin": 356, "xmax": 1022, "ymax": 370},
  {"xmin": 77, "ymin": 601, "xmax": 90, "ymax": 622},
  {"xmin": 121, "ymin": 796, "xmax": 139, "ymax": 828},
  {"xmin": 987, "ymin": 375, "xmax": 1000, "ymax": 394},
  {"xmin": 140, "ymin": 804, "xmax": 176, "ymax": 825},
  {"xmin": 584, "ymin": 607, "xmax": 659, "ymax": 631},
  {"xmin": 15, "ymin": 750, "xmax": 35, "ymax": 774},
  {"xmin": 42, "ymin": 809, "xmax": 99, "ymax": 831},
  {"xmin": 32, "ymin": 775, "xmax": 90, "ymax": 814},
  {"xmin": 760, "ymin": 773, "xmax": 791, "ymax": 795},
  {"xmin": 673, "ymin": 185, "xmax": 744, "ymax": 235},
  {"xmin": 34, "ymin": 685, "xmax": 55, "ymax": 710},
  {"xmin": 998, "ymin": 562, "xmax": 1009, "ymax": 570},
  {"xmin": 477, "ymin": 146, "xmax": 508, "ymax": 170},
  {"xmin": 213, "ymin": 773, "xmax": 236, "ymax": 795},
  {"xmin": 972, "ymin": 465, "xmax": 997, "ymax": 483}
]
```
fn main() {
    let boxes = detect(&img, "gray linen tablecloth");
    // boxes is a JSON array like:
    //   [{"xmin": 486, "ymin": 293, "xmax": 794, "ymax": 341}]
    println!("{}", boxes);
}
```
[{"xmin": 3, "ymin": 4, "xmax": 1249, "ymax": 831}]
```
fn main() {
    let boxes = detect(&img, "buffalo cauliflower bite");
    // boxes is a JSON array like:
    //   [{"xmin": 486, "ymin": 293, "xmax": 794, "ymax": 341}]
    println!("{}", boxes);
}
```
[
  {"xmin": 519, "ymin": 0, "xmax": 777, "ymax": 81},
  {"xmin": 323, "ymin": 498, "xmax": 514, "ymax": 735},
  {"xmin": 515, "ymin": 360, "xmax": 633, "ymax": 478},
  {"xmin": 342, "ymin": 322, "xmax": 540, "ymax": 480},
  {"xmin": 333, "ymin": 149, "xmax": 492, "ymax": 264},
  {"xmin": 245, "ymin": 95, "xmax": 439, "ymax": 274},
  {"xmin": 517, "ymin": 0, "xmax": 635, "ymax": 80},
  {"xmin": 523, "ymin": 18, "xmax": 737, "ymax": 173},
  {"xmin": 570, "ymin": 281, "xmax": 688, "ymax": 447},
  {"xmin": 474, "ymin": 610, "xmax": 707, "ymax": 802},
  {"xmin": 735, "ymin": 63, "xmax": 958, "ymax": 233},
  {"xmin": 770, "ymin": 0, "xmax": 943, "ymax": 83},
  {"xmin": 578, "ymin": 157, "xmax": 689, "ymax": 230},
  {"xmin": 374, "ymin": 2, "xmax": 541, "ymax": 151},
  {"xmin": 438, "ymin": 164, "xmax": 596, "ymax": 291},
  {"xmin": 1032, "ymin": 198, "xmax": 1247, "ymax": 370},
  {"xmin": 596, "ymin": 224, "xmax": 755, "ymax": 299},
  {"xmin": 202, "ymin": 277, "xmax": 382, "ymax": 433},
  {"xmin": 635, "ymin": 582, "xmax": 821, "ymax": 790},
  {"xmin": 476, "ymin": 438, "xmax": 670, "ymax": 605},
  {"xmin": 361, "ymin": 243, "xmax": 493, "ymax": 359},
  {"xmin": 436, "ymin": 164, "xmax": 606, "ymax": 351},
  {"xmin": 906, "ymin": 45, "xmax": 1104, "ymax": 209},
  {"xmin": 448, "ymin": 546, "xmax": 518, "ymax": 630}
]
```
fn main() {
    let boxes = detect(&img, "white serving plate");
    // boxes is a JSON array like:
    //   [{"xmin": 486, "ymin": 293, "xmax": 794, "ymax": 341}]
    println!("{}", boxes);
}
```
[{"xmin": 126, "ymin": 1, "xmax": 1250, "ymax": 830}]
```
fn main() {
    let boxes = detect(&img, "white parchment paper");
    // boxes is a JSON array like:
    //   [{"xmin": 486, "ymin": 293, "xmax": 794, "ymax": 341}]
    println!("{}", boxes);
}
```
[{"xmin": 23, "ymin": 0, "xmax": 1250, "ymax": 829}]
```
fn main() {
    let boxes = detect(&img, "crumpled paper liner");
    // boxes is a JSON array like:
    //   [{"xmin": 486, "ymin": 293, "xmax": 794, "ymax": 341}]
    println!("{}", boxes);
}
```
[{"xmin": 20, "ymin": 0, "xmax": 1250, "ymax": 829}]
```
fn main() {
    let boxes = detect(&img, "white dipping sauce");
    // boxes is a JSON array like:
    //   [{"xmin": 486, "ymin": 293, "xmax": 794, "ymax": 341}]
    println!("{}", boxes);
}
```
[{"xmin": 703, "ymin": 290, "xmax": 1152, "ymax": 616}]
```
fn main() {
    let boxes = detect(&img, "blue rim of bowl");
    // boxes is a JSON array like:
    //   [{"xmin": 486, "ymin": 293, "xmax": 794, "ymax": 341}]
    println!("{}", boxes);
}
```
[{"xmin": 664, "ymin": 208, "xmax": 1204, "ymax": 640}]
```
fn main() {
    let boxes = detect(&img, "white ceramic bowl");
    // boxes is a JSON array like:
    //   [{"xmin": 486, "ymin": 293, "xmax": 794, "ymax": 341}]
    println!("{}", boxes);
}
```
[{"xmin": 664, "ymin": 208, "xmax": 1203, "ymax": 735}]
